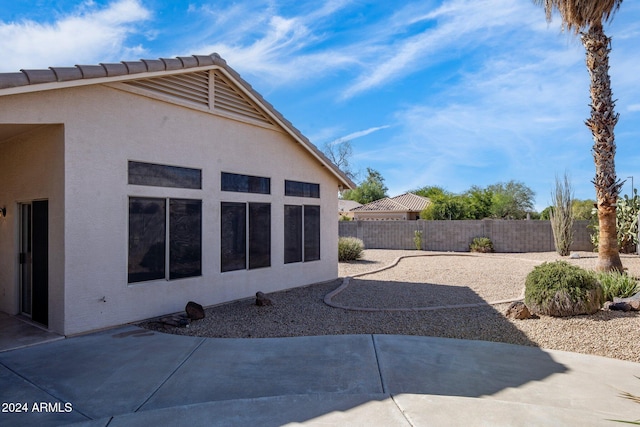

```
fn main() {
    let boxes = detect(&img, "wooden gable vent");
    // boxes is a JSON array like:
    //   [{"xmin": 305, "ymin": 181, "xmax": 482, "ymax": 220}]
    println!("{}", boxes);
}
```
[
  {"xmin": 122, "ymin": 70, "xmax": 275, "ymax": 126},
  {"xmin": 212, "ymin": 70, "xmax": 274, "ymax": 126}
]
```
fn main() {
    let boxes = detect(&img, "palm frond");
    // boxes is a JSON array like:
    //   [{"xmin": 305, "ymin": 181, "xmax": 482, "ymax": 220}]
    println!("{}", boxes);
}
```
[{"xmin": 533, "ymin": 0, "xmax": 623, "ymax": 32}]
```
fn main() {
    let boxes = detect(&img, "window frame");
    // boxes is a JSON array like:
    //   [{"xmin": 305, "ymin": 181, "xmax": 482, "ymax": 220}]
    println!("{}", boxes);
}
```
[
  {"xmin": 284, "ymin": 204, "xmax": 321, "ymax": 264},
  {"xmin": 128, "ymin": 197, "xmax": 202, "ymax": 284},
  {"xmin": 221, "ymin": 201, "xmax": 272, "ymax": 272},
  {"xmin": 221, "ymin": 172, "xmax": 271, "ymax": 195},
  {"xmin": 285, "ymin": 180, "xmax": 320, "ymax": 198},
  {"xmin": 128, "ymin": 161, "xmax": 202, "ymax": 189}
]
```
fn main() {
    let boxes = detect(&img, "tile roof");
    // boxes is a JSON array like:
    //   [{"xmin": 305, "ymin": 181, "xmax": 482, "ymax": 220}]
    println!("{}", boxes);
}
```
[
  {"xmin": 0, "ymin": 54, "xmax": 227, "ymax": 90},
  {"xmin": 0, "ymin": 53, "xmax": 356, "ymax": 190},
  {"xmin": 352, "ymin": 193, "xmax": 430, "ymax": 212}
]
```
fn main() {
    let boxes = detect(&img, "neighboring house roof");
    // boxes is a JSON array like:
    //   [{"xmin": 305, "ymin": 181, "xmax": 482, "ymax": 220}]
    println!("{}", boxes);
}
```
[
  {"xmin": 352, "ymin": 193, "xmax": 430, "ymax": 212},
  {"xmin": 0, "ymin": 53, "xmax": 355, "ymax": 190},
  {"xmin": 338, "ymin": 199, "xmax": 362, "ymax": 212}
]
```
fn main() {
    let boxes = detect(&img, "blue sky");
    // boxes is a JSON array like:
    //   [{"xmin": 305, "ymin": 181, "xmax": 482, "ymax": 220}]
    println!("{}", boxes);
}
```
[{"xmin": 1, "ymin": 0, "xmax": 639, "ymax": 211}]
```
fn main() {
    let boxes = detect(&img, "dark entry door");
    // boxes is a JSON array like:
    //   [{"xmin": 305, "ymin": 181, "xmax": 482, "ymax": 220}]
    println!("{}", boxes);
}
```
[{"xmin": 20, "ymin": 200, "xmax": 48, "ymax": 326}]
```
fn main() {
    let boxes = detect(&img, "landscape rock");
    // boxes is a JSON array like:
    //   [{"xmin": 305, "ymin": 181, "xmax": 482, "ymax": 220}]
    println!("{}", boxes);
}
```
[
  {"xmin": 256, "ymin": 291, "xmax": 272, "ymax": 306},
  {"xmin": 505, "ymin": 301, "xmax": 533, "ymax": 320},
  {"xmin": 608, "ymin": 302, "xmax": 632, "ymax": 312},
  {"xmin": 186, "ymin": 301, "xmax": 205, "ymax": 320},
  {"xmin": 159, "ymin": 315, "xmax": 190, "ymax": 328}
]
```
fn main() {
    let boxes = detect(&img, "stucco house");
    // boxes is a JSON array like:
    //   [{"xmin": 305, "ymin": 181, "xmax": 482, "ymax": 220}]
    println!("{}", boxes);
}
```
[
  {"xmin": 0, "ymin": 53, "xmax": 353, "ymax": 336},
  {"xmin": 351, "ymin": 193, "xmax": 430, "ymax": 220},
  {"xmin": 338, "ymin": 199, "xmax": 362, "ymax": 219}
]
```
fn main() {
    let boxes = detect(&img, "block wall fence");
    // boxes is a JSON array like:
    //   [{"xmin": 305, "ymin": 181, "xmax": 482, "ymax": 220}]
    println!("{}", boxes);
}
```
[{"xmin": 338, "ymin": 220, "xmax": 594, "ymax": 252}]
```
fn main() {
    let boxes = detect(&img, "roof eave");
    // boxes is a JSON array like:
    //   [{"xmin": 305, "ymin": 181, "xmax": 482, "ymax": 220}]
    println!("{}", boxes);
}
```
[{"xmin": 0, "ymin": 53, "xmax": 354, "ymax": 190}]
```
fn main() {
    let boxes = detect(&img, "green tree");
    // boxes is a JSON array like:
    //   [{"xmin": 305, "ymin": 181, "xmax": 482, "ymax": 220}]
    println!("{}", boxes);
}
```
[
  {"xmin": 535, "ymin": 0, "xmax": 623, "ymax": 271},
  {"xmin": 412, "ymin": 185, "xmax": 447, "ymax": 199},
  {"xmin": 342, "ymin": 168, "xmax": 388, "ymax": 204},
  {"xmin": 420, "ymin": 193, "xmax": 469, "ymax": 220},
  {"xmin": 572, "ymin": 199, "xmax": 597, "ymax": 221},
  {"xmin": 463, "ymin": 186, "xmax": 494, "ymax": 219},
  {"xmin": 540, "ymin": 199, "xmax": 595, "ymax": 221},
  {"xmin": 487, "ymin": 180, "xmax": 535, "ymax": 219}
]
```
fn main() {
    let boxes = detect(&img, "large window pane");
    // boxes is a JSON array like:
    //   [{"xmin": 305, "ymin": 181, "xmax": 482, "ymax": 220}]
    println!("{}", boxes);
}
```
[
  {"xmin": 221, "ymin": 202, "xmax": 246, "ymax": 272},
  {"xmin": 249, "ymin": 203, "xmax": 271, "ymax": 269},
  {"xmin": 222, "ymin": 172, "xmax": 270, "ymax": 194},
  {"xmin": 128, "ymin": 161, "xmax": 201, "ymax": 189},
  {"xmin": 170, "ymin": 199, "xmax": 202, "ymax": 279},
  {"xmin": 285, "ymin": 180, "xmax": 320, "ymax": 198},
  {"xmin": 304, "ymin": 205, "xmax": 321, "ymax": 261},
  {"xmin": 128, "ymin": 198, "xmax": 166, "ymax": 283},
  {"xmin": 284, "ymin": 205, "xmax": 303, "ymax": 264}
]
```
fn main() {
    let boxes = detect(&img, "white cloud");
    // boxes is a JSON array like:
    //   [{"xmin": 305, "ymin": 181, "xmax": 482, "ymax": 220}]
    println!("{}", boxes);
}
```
[
  {"xmin": 328, "ymin": 126, "xmax": 391, "ymax": 145},
  {"xmin": 0, "ymin": 0, "xmax": 151, "ymax": 71}
]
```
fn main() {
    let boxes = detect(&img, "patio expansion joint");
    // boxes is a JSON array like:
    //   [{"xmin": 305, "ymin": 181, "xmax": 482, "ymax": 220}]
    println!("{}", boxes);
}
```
[
  {"xmin": 370, "ymin": 335, "xmax": 387, "ymax": 394},
  {"xmin": 0, "ymin": 359, "xmax": 93, "ymax": 422},
  {"xmin": 325, "ymin": 253, "xmax": 527, "ymax": 312},
  {"xmin": 133, "ymin": 336, "xmax": 207, "ymax": 413}
]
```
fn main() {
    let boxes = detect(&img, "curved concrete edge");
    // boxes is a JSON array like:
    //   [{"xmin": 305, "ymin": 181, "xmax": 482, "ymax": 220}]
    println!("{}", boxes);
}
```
[{"xmin": 326, "ymin": 253, "xmax": 530, "ymax": 312}]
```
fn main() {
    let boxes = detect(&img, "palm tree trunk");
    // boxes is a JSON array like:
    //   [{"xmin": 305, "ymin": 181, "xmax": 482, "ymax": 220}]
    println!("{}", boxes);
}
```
[{"xmin": 582, "ymin": 25, "xmax": 623, "ymax": 272}]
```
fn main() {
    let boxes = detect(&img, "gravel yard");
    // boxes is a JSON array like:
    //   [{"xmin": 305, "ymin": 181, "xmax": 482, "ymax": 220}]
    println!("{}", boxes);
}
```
[{"xmin": 140, "ymin": 250, "xmax": 640, "ymax": 363}]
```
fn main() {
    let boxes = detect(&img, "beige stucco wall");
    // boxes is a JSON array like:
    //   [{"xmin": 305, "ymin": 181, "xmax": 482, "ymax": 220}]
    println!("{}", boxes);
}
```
[
  {"xmin": 0, "ymin": 83, "xmax": 341, "ymax": 335},
  {"xmin": 0, "ymin": 125, "xmax": 65, "ymax": 332}
]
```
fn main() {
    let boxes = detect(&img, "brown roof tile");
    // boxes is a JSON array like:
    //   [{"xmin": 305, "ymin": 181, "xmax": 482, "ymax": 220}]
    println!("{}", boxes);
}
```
[
  {"xmin": 100, "ymin": 63, "xmax": 129, "ymax": 77},
  {"xmin": 0, "ymin": 53, "xmax": 232, "ymax": 91},
  {"xmin": 352, "ymin": 193, "xmax": 430, "ymax": 212}
]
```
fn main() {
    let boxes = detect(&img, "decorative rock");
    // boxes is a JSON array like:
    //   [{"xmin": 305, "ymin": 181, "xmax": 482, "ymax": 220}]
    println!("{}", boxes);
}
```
[
  {"xmin": 609, "ymin": 302, "xmax": 632, "ymax": 312},
  {"xmin": 185, "ymin": 301, "xmax": 205, "ymax": 320},
  {"xmin": 570, "ymin": 253, "xmax": 580, "ymax": 259},
  {"xmin": 160, "ymin": 315, "xmax": 190, "ymax": 327},
  {"xmin": 256, "ymin": 291, "xmax": 272, "ymax": 306},
  {"xmin": 505, "ymin": 301, "xmax": 533, "ymax": 320}
]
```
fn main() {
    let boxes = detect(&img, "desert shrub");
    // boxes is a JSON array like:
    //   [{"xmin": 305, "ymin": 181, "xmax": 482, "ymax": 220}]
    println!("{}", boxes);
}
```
[
  {"xmin": 338, "ymin": 237, "xmax": 364, "ymax": 262},
  {"xmin": 470, "ymin": 237, "xmax": 494, "ymax": 253},
  {"xmin": 590, "ymin": 191, "xmax": 640, "ymax": 253},
  {"xmin": 524, "ymin": 261, "xmax": 603, "ymax": 317},
  {"xmin": 594, "ymin": 271, "xmax": 640, "ymax": 302},
  {"xmin": 549, "ymin": 173, "xmax": 573, "ymax": 256},
  {"xmin": 414, "ymin": 230, "xmax": 423, "ymax": 251}
]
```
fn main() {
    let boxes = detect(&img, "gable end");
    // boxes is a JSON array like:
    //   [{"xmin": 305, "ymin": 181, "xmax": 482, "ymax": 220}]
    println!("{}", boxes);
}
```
[
  {"xmin": 117, "ymin": 69, "xmax": 275, "ymax": 127},
  {"xmin": 122, "ymin": 71, "xmax": 210, "ymax": 107}
]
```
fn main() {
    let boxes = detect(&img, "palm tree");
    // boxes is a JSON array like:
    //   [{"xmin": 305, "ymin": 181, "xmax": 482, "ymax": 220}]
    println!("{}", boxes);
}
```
[{"xmin": 535, "ymin": 0, "xmax": 624, "ymax": 271}]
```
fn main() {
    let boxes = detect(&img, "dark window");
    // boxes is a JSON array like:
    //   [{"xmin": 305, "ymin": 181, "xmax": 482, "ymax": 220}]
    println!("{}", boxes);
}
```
[
  {"xmin": 128, "ymin": 198, "xmax": 166, "ymax": 283},
  {"xmin": 285, "ymin": 180, "xmax": 320, "ymax": 198},
  {"xmin": 128, "ymin": 161, "xmax": 201, "ymax": 189},
  {"xmin": 169, "ymin": 199, "xmax": 202, "ymax": 279},
  {"xmin": 284, "ymin": 205, "xmax": 303, "ymax": 264},
  {"xmin": 221, "ymin": 202, "xmax": 271, "ymax": 271},
  {"xmin": 221, "ymin": 202, "xmax": 247, "ymax": 272},
  {"xmin": 304, "ymin": 205, "xmax": 321, "ymax": 261},
  {"xmin": 285, "ymin": 205, "xmax": 320, "ymax": 263},
  {"xmin": 222, "ymin": 172, "xmax": 270, "ymax": 194},
  {"xmin": 249, "ymin": 203, "xmax": 271, "ymax": 269},
  {"xmin": 128, "ymin": 197, "xmax": 202, "ymax": 283}
]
